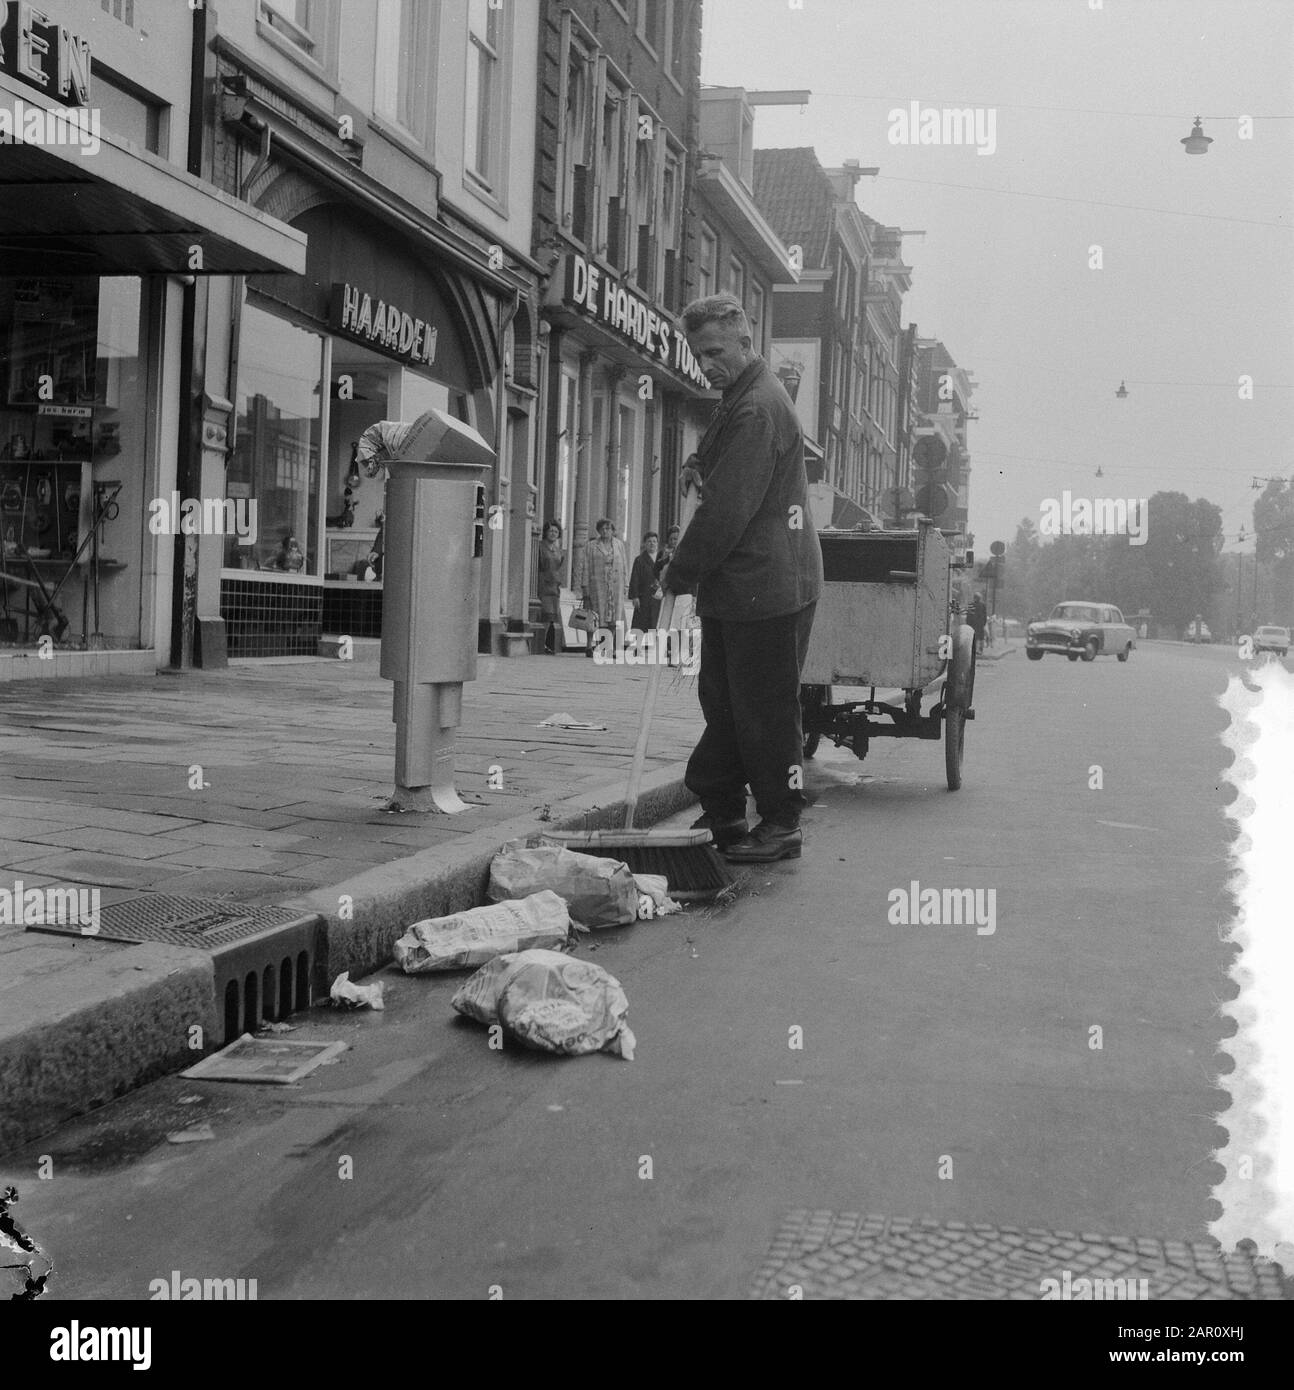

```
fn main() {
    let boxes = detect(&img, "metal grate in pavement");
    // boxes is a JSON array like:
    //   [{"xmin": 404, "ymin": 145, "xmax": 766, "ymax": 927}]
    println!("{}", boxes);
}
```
[
  {"xmin": 750, "ymin": 1210, "xmax": 1290, "ymax": 1300},
  {"xmin": 27, "ymin": 893, "xmax": 311, "ymax": 949}
]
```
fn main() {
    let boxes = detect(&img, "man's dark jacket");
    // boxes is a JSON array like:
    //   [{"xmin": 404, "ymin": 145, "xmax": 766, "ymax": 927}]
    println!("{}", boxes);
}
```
[{"xmin": 667, "ymin": 356, "xmax": 823, "ymax": 621}]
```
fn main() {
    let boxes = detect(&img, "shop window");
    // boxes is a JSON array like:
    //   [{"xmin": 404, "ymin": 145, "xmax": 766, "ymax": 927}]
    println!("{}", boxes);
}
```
[
  {"xmin": 0, "ymin": 276, "xmax": 151, "ymax": 650},
  {"xmin": 374, "ymin": 0, "xmax": 432, "ymax": 140},
  {"xmin": 227, "ymin": 302, "xmax": 324, "ymax": 574},
  {"xmin": 325, "ymin": 354, "xmax": 389, "ymax": 582},
  {"xmin": 467, "ymin": 0, "xmax": 507, "ymax": 190}
]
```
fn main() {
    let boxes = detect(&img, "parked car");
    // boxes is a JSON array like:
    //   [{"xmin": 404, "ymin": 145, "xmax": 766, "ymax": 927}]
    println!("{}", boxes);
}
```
[
  {"xmin": 1025, "ymin": 601, "xmax": 1136, "ymax": 662},
  {"xmin": 1187, "ymin": 618, "xmax": 1212, "ymax": 643},
  {"xmin": 1253, "ymin": 624, "xmax": 1291, "ymax": 657}
]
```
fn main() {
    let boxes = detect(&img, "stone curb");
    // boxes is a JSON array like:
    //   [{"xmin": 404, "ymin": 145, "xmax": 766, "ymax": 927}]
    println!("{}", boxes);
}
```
[
  {"xmin": 280, "ymin": 764, "xmax": 696, "ymax": 982},
  {"xmin": 0, "ymin": 943, "xmax": 218, "ymax": 1155},
  {"xmin": 0, "ymin": 763, "xmax": 695, "ymax": 1157}
]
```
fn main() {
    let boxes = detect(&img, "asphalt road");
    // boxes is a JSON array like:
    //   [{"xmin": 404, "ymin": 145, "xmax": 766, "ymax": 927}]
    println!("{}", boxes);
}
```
[{"xmin": 7, "ymin": 640, "xmax": 1273, "ymax": 1300}]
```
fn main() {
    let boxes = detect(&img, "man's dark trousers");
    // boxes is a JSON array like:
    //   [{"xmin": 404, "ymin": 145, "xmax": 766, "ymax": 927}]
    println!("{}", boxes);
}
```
[{"xmin": 686, "ymin": 602, "xmax": 817, "ymax": 828}]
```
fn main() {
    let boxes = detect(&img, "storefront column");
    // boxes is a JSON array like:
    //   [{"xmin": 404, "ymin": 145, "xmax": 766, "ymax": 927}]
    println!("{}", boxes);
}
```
[
  {"xmin": 643, "ymin": 395, "xmax": 658, "ymax": 536},
  {"xmin": 604, "ymin": 368, "xmax": 625, "ymax": 536},
  {"xmin": 195, "ymin": 392, "xmax": 233, "ymax": 666},
  {"xmin": 570, "ymin": 349, "xmax": 596, "ymax": 593}
]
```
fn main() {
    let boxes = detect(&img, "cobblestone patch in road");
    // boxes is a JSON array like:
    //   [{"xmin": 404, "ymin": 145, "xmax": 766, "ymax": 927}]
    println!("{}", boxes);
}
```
[{"xmin": 750, "ymin": 1211, "xmax": 1290, "ymax": 1299}]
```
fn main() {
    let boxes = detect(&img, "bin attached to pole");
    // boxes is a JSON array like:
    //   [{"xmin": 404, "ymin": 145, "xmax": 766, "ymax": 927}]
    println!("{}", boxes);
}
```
[{"xmin": 356, "ymin": 409, "xmax": 494, "ymax": 813}]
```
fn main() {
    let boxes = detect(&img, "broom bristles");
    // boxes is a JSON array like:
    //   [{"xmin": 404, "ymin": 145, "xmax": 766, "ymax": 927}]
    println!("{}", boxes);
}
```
[{"xmin": 539, "ymin": 831, "xmax": 734, "ymax": 901}]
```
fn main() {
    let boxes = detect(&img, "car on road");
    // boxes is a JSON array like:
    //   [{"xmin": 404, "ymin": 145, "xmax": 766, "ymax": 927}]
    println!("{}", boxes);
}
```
[
  {"xmin": 1025, "ymin": 601, "xmax": 1136, "ymax": 663},
  {"xmin": 1253, "ymin": 624, "xmax": 1290, "ymax": 657}
]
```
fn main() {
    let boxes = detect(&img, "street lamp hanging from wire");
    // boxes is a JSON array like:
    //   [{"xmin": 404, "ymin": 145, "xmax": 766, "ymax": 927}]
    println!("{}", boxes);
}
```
[{"xmin": 1180, "ymin": 117, "xmax": 1212, "ymax": 154}]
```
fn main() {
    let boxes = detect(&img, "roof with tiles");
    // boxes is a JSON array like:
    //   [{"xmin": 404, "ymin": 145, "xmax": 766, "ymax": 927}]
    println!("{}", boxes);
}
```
[{"xmin": 751, "ymin": 147, "xmax": 837, "ymax": 270}]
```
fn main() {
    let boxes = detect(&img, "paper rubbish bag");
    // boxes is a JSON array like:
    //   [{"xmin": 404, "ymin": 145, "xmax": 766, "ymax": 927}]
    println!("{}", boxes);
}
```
[
  {"xmin": 392, "ymin": 891, "xmax": 571, "ymax": 973},
  {"xmin": 451, "ymin": 948, "xmax": 635, "ymax": 1059},
  {"xmin": 488, "ymin": 843, "xmax": 639, "ymax": 928}
]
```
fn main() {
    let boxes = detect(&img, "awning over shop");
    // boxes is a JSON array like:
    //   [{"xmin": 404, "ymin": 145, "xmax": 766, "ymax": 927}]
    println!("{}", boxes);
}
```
[{"xmin": 0, "ymin": 79, "xmax": 306, "ymax": 277}]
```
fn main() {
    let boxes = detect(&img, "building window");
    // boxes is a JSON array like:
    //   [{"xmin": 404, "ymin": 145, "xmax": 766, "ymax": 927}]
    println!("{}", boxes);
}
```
[
  {"xmin": 669, "ymin": 1, "xmax": 688, "ymax": 84},
  {"xmin": 836, "ymin": 259, "xmax": 853, "ymax": 317},
  {"xmin": 698, "ymin": 224, "xmax": 718, "ymax": 298},
  {"xmin": 659, "ymin": 148, "xmax": 682, "ymax": 309},
  {"xmin": 467, "ymin": 0, "xmax": 506, "ymax": 187},
  {"xmin": 637, "ymin": 0, "xmax": 669, "ymax": 56},
  {"xmin": 374, "ymin": 0, "xmax": 431, "ymax": 138},
  {"xmin": 631, "ymin": 106, "xmax": 659, "ymax": 293},
  {"xmin": 749, "ymin": 283, "xmax": 765, "ymax": 354},
  {"xmin": 93, "ymin": 70, "xmax": 165, "ymax": 153},
  {"xmin": 259, "ymin": 0, "xmax": 319, "ymax": 57},
  {"xmin": 726, "ymin": 256, "xmax": 744, "ymax": 306},
  {"xmin": 100, "ymin": 0, "xmax": 135, "ymax": 26},
  {"xmin": 598, "ymin": 79, "xmax": 628, "ymax": 265},
  {"xmin": 227, "ymin": 302, "xmax": 325, "ymax": 574},
  {"xmin": 561, "ymin": 41, "xmax": 595, "ymax": 241}
]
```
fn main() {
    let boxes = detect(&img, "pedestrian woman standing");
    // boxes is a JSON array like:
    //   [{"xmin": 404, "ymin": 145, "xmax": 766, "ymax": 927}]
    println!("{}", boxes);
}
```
[
  {"xmin": 537, "ymin": 519, "xmax": 565, "ymax": 654},
  {"xmin": 629, "ymin": 531, "xmax": 663, "ymax": 633},
  {"xmin": 578, "ymin": 517, "xmax": 628, "ymax": 657},
  {"xmin": 655, "ymin": 524, "xmax": 681, "ymax": 580}
]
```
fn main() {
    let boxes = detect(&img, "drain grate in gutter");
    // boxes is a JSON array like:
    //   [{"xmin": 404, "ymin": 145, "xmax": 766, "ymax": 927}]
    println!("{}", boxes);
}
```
[
  {"xmin": 28, "ymin": 893, "xmax": 328, "ymax": 1043},
  {"xmin": 27, "ymin": 893, "xmax": 310, "ymax": 948}
]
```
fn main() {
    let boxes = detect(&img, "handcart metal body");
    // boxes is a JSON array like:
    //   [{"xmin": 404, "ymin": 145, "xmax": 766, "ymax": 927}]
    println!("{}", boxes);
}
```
[{"xmin": 800, "ymin": 519, "xmax": 977, "ymax": 789}]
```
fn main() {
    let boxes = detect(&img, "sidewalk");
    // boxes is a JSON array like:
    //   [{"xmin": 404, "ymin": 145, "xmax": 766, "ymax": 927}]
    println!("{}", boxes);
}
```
[{"xmin": 0, "ymin": 650, "xmax": 707, "ymax": 1150}]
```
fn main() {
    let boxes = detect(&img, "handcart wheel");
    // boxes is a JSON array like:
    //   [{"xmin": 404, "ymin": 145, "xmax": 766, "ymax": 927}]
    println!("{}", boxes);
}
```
[
  {"xmin": 943, "ymin": 624, "xmax": 976, "ymax": 791},
  {"xmin": 946, "ymin": 623, "xmax": 977, "ymax": 711},
  {"xmin": 800, "ymin": 683, "xmax": 826, "ymax": 760},
  {"xmin": 944, "ymin": 704, "xmax": 965, "ymax": 790}
]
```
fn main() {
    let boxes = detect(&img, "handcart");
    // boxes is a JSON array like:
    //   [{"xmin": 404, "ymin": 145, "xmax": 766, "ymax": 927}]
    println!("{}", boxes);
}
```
[{"xmin": 799, "ymin": 518, "xmax": 977, "ymax": 790}]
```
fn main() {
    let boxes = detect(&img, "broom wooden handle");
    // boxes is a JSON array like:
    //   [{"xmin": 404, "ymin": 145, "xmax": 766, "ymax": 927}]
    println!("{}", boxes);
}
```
[{"xmin": 623, "ymin": 481, "xmax": 700, "ymax": 830}]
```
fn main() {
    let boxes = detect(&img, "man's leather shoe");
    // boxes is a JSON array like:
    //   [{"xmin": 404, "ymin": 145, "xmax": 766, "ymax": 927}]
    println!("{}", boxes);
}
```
[
  {"xmin": 690, "ymin": 813, "xmax": 748, "ymax": 850},
  {"xmin": 722, "ymin": 821, "xmax": 802, "ymax": 862}
]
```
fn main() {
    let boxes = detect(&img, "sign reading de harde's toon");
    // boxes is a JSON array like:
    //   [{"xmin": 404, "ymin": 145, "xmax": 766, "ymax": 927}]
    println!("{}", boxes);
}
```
[
  {"xmin": 0, "ymin": 2, "xmax": 92, "ymax": 105},
  {"xmin": 560, "ymin": 254, "xmax": 710, "ymax": 390},
  {"xmin": 330, "ymin": 283, "xmax": 439, "ymax": 367}
]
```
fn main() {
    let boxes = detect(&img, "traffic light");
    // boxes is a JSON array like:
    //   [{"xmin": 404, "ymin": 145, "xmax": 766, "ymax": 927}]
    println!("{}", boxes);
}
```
[
  {"xmin": 916, "ymin": 482, "xmax": 952, "ymax": 519},
  {"xmin": 912, "ymin": 435, "xmax": 951, "ymax": 519}
]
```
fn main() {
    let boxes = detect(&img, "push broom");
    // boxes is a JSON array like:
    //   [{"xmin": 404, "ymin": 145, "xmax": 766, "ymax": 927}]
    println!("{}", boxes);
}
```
[{"xmin": 544, "ymin": 484, "xmax": 734, "ymax": 901}]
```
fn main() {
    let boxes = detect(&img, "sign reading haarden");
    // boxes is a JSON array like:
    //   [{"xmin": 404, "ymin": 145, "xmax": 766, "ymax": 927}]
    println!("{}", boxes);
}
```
[{"xmin": 330, "ymin": 283, "xmax": 439, "ymax": 368}]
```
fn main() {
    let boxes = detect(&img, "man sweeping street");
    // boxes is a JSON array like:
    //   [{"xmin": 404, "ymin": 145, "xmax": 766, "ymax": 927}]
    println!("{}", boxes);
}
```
[{"xmin": 658, "ymin": 294, "xmax": 823, "ymax": 864}]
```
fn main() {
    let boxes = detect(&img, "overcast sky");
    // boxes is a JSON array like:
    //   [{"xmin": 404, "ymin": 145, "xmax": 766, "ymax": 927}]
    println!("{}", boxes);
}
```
[{"xmin": 700, "ymin": 0, "xmax": 1294, "ymax": 557}]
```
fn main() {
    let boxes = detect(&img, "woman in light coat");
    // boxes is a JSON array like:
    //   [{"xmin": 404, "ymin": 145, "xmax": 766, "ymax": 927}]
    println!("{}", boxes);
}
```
[{"xmin": 578, "ymin": 517, "xmax": 628, "ymax": 656}]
